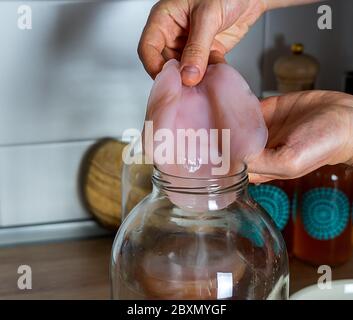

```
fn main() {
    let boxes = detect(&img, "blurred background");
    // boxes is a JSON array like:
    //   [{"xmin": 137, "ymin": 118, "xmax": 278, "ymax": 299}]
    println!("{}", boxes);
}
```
[{"xmin": 0, "ymin": 0, "xmax": 352, "ymax": 245}]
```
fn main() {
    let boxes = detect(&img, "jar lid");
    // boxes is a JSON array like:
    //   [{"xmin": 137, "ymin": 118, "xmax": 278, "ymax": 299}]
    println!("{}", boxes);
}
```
[{"xmin": 291, "ymin": 43, "xmax": 304, "ymax": 55}]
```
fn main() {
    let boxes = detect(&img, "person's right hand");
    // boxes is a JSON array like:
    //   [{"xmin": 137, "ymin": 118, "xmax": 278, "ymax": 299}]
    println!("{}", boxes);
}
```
[
  {"xmin": 248, "ymin": 91, "xmax": 353, "ymax": 184},
  {"xmin": 138, "ymin": 0, "xmax": 267, "ymax": 86}
]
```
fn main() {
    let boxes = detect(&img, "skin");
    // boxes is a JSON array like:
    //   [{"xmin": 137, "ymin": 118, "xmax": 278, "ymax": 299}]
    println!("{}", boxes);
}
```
[
  {"xmin": 248, "ymin": 91, "xmax": 353, "ymax": 183},
  {"xmin": 138, "ymin": 0, "xmax": 267, "ymax": 86},
  {"xmin": 138, "ymin": 0, "xmax": 353, "ymax": 182},
  {"xmin": 138, "ymin": 0, "xmax": 322, "ymax": 86}
]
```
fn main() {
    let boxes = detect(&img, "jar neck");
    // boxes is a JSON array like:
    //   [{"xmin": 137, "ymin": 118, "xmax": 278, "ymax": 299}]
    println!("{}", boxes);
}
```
[{"xmin": 151, "ymin": 164, "xmax": 249, "ymax": 211}]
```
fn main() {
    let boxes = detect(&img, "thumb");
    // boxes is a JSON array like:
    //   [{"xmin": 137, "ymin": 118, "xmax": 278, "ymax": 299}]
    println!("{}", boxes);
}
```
[
  {"xmin": 181, "ymin": 9, "xmax": 219, "ymax": 86},
  {"xmin": 248, "ymin": 145, "xmax": 307, "ymax": 181}
]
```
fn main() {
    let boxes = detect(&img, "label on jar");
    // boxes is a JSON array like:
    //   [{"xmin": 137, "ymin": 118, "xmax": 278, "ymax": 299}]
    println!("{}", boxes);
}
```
[
  {"xmin": 301, "ymin": 187, "xmax": 349, "ymax": 240},
  {"xmin": 249, "ymin": 185, "xmax": 290, "ymax": 231}
]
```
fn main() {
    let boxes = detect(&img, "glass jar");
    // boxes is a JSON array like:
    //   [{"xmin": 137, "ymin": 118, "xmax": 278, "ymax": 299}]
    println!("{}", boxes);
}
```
[
  {"xmin": 120, "ymin": 138, "xmax": 153, "ymax": 221},
  {"xmin": 111, "ymin": 164, "xmax": 289, "ymax": 300},
  {"xmin": 121, "ymin": 161, "xmax": 153, "ymax": 221},
  {"xmin": 294, "ymin": 164, "xmax": 353, "ymax": 266},
  {"xmin": 248, "ymin": 179, "xmax": 299, "ymax": 256}
]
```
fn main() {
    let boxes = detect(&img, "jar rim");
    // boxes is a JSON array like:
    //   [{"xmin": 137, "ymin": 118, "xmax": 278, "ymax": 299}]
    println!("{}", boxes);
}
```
[
  {"xmin": 152, "ymin": 162, "xmax": 247, "ymax": 181},
  {"xmin": 151, "ymin": 163, "xmax": 248, "ymax": 195}
]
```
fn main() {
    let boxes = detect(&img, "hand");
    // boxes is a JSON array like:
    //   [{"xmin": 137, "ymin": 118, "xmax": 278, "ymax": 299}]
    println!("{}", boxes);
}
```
[
  {"xmin": 138, "ymin": 0, "xmax": 267, "ymax": 86},
  {"xmin": 248, "ymin": 91, "xmax": 353, "ymax": 184}
]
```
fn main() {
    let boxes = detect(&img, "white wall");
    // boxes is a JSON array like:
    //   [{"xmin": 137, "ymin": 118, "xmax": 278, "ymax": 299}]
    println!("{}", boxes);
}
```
[{"xmin": 0, "ymin": 1, "xmax": 152, "ymax": 145}]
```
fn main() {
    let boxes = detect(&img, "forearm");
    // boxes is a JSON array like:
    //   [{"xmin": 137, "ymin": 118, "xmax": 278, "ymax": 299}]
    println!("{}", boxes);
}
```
[{"xmin": 266, "ymin": 0, "xmax": 324, "ymax": 10}]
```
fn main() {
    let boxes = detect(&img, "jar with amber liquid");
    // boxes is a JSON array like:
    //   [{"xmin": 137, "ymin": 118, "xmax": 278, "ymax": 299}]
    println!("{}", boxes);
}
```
[
  {"xmin": 249, "ymin": 180, "xmax": 298, "ymax": 255},
  {"xmin": 111, "ymin": 164, "xmax": 289, "ymax": 299},
  {"xmin": 294, "ymin": 165, "xmax": 353, "ymax": 266}
]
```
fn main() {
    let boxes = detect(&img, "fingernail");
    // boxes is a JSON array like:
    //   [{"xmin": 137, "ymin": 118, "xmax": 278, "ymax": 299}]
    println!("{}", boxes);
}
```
[{"xmin": 181, "ymin": 66, "xmax": 200, "ymax": 86}]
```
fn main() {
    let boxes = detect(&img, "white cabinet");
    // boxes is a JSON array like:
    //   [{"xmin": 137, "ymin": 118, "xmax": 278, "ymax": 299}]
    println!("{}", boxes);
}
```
[{"xmin": 0, "ymin": 141, "xmax": 94, "ymax": 226}]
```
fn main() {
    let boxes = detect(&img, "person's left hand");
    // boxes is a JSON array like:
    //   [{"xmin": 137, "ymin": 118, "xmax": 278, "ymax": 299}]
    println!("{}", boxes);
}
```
[{"xmin": 248, "ymin": 91, "xmax": 353, "ymax": 184}]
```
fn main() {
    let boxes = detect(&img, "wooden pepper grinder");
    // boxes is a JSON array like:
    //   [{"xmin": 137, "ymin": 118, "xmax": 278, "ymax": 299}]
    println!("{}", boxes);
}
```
[{"xmin": 274, "ymin": 43, "xmax": 319, "ymax": 93}]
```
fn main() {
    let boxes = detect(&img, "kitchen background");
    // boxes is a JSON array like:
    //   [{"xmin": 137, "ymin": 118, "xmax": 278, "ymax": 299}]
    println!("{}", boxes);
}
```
[{"xmin": 0, "ymin": 0, "xmax": 352, "ymax": 245}]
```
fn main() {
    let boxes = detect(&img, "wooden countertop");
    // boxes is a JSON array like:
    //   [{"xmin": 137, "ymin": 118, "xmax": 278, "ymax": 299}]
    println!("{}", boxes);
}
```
[
  {"xmin": 0, "ymin": 236, "xmax": 352, "ymax": 299},
  {"xmin": 0, "ymin": 237, "xmax": 112, "ymax": 299}
]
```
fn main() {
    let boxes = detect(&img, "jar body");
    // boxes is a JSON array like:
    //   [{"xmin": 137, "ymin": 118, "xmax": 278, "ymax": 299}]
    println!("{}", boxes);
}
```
[
  {"xmin": 111, "ymin": 177, "xmax": 289, "ymax": 300},
  {"xmin": 121, "ymin": 161, "xmax": 153, "ymax": 221},
  {"xmin": 294, "ymin": 165, "xmax": 353, "ymax": 266},
  {"xmin": 249, "ymin": 179, "xmax": 299, "ymax": 256}
]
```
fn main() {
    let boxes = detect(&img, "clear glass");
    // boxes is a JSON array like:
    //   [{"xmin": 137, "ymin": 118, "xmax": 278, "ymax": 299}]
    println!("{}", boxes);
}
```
[
  {"xmin": 111, "ymin": 164, "xmax": 289, "ymax": 300},
  {"xmin": 121, "ymin": 139, "xmax": 153, "ymax": 221},
  {"xmin": 294, "ymin": 164, "xmax": 353, "ymax": 266},
  {"xmin": 121, "ymin": 160, "xmax": 153, "ymax": 221}
]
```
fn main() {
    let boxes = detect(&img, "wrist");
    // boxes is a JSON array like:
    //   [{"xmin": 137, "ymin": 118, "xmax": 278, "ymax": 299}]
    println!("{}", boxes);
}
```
[
  {"xmin": 265, "ymin": 0, "xmax": 323, "ymax": 11},
  {"xmin": 264, "ymin": 0, "xmax": 288, "ymax": 11},
  {"xmin": 319, "ymin": 92, "xmax": 353, "ymax": 167}
]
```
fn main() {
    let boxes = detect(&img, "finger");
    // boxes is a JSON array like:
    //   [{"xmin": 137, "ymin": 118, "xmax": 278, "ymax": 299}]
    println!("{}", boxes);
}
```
[
  {"xmin": 248, "ymin": 145, "xmax": 324, "ymax": 181},
  {"xmin": 138, "ymin": 21, "xmax": 166, "ymax": 79},
  {"xmin": 259, "ymin": 96, "xmax": 280, "ymax": 127},
  {"xmin": 247, "ymin": 147, "xmax": 297, "ymax": 179},
  {"xmin": 260, "ymin": 92, "xmax": 308, "ymax": 128},
  {"xmin": 180, "ymin": 7, "xmax": 219, "ymax": 86},
  {"xmin": 162, "ymin": 47, "xmax": 181, "ymax": 61},
  {"xmin": 208, "ymin": 50, "xmax": 226, "ymax": 65},
  {"xmin": 172, "ymin": 35, "xmax": 188, "ymax": 50},
  {"xmin": 248, "ymin": 173, "xmax": 274, "ymax": 184},
  {"xmin": 139, "ymin": 3, "xmax": 180, "ymax": 79}
]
